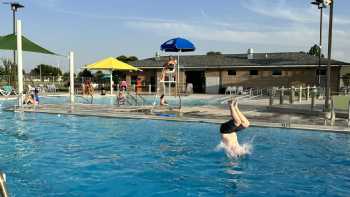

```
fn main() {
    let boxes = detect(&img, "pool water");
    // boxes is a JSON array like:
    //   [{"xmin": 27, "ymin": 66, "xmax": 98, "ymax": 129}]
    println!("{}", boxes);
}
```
[
  {"xmin": 0, "ymin": 103, "xmax": 350, "ymax": 196},
  {"xmin": 37, "ymin": 95, "xmax": 221, "ymax": 107}
]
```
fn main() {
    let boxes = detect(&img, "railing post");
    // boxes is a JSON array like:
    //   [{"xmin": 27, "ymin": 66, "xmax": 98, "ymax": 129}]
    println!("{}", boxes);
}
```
[
  {"xmin": 290, "ymin": 86, "xmax": 294, "ymax": 104},
  {"xmin": 330, "ymin": 97, "xmax": 335, "ymax": 126},
  {"xmin": 306, "ymin": 85, "xmax": 310, "ymax": 100},
  {"xmin": 299, "ymin": 85, "xmax": 302, "ymax": 103},
  {"xmin": 148, "ymin": 84, "xmax": 151, "ymax": 94},
  {"xmin": 348, "ymin": 100, "xmax": 350, "ymax": 127},
  {"xmin": 280, "ymin": 86, "xmax": 284, "ymax": 105},
  {"xmin": 269, "ymin": 89, "xmax": 273, "ymax": 106},
  {"xmin": 311, "ymin": 86, "xmax": 316, "ymax": 110},
  {"xmin": 0, "ymin": 171, "xmax": 9, "ymax": 197}
]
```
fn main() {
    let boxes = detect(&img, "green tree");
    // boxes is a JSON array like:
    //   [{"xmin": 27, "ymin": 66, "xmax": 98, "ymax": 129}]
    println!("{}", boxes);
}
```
[
  {"xmin": 1, "ymin": 58, "xmax": 17, "ymax": 86},
  {"xmin": 308, "ymin": 44, "xmax": 324, "ymax": 57},
  {"xmin": 94, "ymin": 71, "xmax": 105, "ymax": 82},
  {"xmin": 30, "ymin": 64, "xmax": 62, "ymax": 76},
  {"xmin": 77, "ymin": 68, "xmax": 93, "ymax": 79},
  {"xmin": 206, "ymin": 51, "xmax": 222, "ymax": 55},
  {"xmin": 116, "ymin": 55, "xmax": 138, "ymax": 63}
]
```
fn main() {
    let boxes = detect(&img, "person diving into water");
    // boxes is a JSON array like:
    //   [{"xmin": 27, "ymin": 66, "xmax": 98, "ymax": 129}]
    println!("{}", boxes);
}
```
[{"xmin": 219, "ymin": 99, "xmax": 250, "ymax": 157}]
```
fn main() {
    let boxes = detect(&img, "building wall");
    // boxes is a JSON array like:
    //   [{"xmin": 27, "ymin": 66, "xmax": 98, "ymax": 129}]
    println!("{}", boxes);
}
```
[
  {"xmin": 126, "ymin": 67, "xmax": 341, "ymax": 94},
  {"xmin": 220, "ymin": 67, "xmax": 340, "ymax": 90}
]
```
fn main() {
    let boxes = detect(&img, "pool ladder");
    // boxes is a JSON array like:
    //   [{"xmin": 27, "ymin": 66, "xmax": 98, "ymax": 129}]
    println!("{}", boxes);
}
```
[{"xmin": 0, "ymin": 171, "xmax": 9, "ymax": 197}]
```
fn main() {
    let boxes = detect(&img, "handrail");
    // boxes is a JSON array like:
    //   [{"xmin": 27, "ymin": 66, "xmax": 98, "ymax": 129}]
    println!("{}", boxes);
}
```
[{"xmin": 0, "ymin": 171, "xmax": 9, "ymax": 197}]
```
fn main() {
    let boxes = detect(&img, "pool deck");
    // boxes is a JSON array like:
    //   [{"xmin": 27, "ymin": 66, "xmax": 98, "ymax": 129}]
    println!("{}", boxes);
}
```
[{"xmin": 4, "ymin": 99, "xmax": 350, "ymax": 133}]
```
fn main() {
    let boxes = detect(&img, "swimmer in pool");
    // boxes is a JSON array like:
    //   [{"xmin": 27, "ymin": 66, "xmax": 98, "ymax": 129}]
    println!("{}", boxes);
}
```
[{"xmin": 220, "ymin": 99, "xmax": 250, "ymax": 155}]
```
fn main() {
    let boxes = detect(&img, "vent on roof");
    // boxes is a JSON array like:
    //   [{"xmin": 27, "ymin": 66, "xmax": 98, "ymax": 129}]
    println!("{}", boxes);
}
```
[
  {"xmin": 247, "ymin": 48, "xmax": 254, "ymax": 59},
  {"xmin": 155, "ymin": 51, "xmax": 160, "ymax": 61}
]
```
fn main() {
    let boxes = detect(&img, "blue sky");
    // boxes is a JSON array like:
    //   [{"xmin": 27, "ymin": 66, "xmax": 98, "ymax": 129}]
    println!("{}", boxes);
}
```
[{"xmin": 0, "ymin": 0, "xmax": 349, "ymax": 72}]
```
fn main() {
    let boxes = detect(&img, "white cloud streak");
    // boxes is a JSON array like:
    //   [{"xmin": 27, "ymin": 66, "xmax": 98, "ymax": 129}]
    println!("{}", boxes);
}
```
[{"xmin": 241, "ymin": 0, "xmax": 350, "ymax": 25}]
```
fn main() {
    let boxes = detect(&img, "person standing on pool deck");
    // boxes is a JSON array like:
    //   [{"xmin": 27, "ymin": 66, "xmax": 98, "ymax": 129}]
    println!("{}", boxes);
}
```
[
  {"xmin": 220, "ymin": 99, "xmax": 250, "ymax": 155},
  {"xmin": 160, "ymin": 94, "xmax": 168, "ymax": 106}
]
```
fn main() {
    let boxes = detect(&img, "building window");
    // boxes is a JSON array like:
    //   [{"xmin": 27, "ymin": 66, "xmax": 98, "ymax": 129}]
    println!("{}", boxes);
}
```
[
  {"xmin": 316, "ymin": 69, "xmax": 326, "ymax": 75},
  {"xmin": 272, "ymin": 69, "xmax": 282, "ymax": 75},
  {"xmin": 228, "ymin": 70, "xmax": 236, "ymax": 75},
  {"xmin": 249, "ymin": 70, "xmax": 258, "ymax": 75}
]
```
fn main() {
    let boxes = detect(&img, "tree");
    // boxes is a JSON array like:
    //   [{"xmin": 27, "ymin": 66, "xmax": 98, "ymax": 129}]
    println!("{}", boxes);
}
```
[
  {"xmin": 206, "ymin": 51, "xmax": 222, "ymax": 56},
  {"xmin": 94, "ymin": 71, "xmax": 105, "ymax": 82},
  {"xmin": 343, "ymin": 73, "xmax": 350, "ymax": 87},
  {"xmin": 30, "ymin": 64, "xmax": 62, "ymax": 76},
  {"xmin": 1, "ymin": 58, "xmax": 17, "ymax": 86},
  {"xmin": 116, "ymin": 55, "xmax": 138, "ymax": 63},
  {"xmin": 308, "ymin": 44, "xmax": 324, "ymax": 57},
  {"xmin": 77, "ymin": 69, "xmax": 93, "ymax": 79}
]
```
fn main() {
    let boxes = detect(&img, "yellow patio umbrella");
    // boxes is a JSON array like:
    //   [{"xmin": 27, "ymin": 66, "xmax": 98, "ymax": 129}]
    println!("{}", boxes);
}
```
[{"xmin": 86, "ymin": 57, "xmax": 140, "ymax": 94}]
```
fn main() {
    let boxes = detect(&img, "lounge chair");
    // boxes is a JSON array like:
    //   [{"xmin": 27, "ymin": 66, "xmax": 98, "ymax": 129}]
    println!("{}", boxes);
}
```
[
  {"xmin": 47, "ymin": 84, "xmax": 57, "ymax": 92},
  {"xmin": 0, "ymin": 85, "xmax": 17, "ymax": 96},
  {"xmin": 225, "ymin": 86, "xmax": 233, "ymax": 95},
  {"xmin": 237, "ymin": 86, "xmax": 244, "ymax": 95}
]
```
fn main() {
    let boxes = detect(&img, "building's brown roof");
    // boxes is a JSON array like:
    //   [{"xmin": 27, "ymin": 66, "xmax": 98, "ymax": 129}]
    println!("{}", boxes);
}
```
[{"xmin": 130, "ymin": 52, "xmax": 350, "ymax": 69}]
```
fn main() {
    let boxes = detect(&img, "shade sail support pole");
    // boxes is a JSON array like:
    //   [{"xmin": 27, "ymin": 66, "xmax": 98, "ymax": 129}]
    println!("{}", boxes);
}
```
[
  {"xmin": 16, "ymin": 20, "xmax": 23, "ymax": 107},
  {"xmin": 110, "ymin": 70, "xmax": 113, "ymax": 95},
  {"xmin": 69, "ymin": 51, "xmax": 75, "ymax": 104}
]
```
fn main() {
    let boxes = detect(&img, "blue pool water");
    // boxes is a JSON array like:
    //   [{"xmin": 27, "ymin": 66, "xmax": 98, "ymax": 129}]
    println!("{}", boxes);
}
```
[
  {"xmin": 37, "ymin": 95, "xmax": 220, "ymax": 107},
  {"xmin": 0, "ymin": 102, "xmax": 350, "ymax": 196}
]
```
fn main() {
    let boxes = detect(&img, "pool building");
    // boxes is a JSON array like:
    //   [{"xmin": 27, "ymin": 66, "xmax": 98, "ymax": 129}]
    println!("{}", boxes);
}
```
[{"xmin": 127, "ymin": 50, "xmax": 350, "ymax": 94}]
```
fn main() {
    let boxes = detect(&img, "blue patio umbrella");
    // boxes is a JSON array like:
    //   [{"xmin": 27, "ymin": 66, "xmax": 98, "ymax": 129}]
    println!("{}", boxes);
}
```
[
  {"xmin": 160, "ymin": 37, "xmax": 195, "ymax": 96},
  {"xmin": 160, "ymin": 37, "xmax": 195, "ymax": 52}
]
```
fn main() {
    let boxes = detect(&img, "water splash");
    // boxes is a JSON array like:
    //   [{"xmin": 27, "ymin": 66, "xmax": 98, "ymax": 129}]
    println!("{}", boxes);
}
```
[{"xmin": 216, "ymin": 141, "xmax": 252, "ymax": 159}]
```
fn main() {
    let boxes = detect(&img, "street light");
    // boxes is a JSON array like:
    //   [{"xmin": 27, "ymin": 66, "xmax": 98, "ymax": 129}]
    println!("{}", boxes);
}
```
[
  {"xmin": 325, "ymin": 0, "xmax": 334, "ymax": 111},
  {"xmin": 3, "ymin": 2, "xmax": 24, "ymax": 64},
  {"xmin": 311, "ymin": 0, "xmax": 326, "ymax": 86}
]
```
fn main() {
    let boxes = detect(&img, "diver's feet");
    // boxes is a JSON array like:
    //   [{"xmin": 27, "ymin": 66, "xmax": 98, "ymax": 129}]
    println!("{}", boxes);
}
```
[{"xmin": 229, "ymin": 98, "xmax": 237, "ymax": 107}]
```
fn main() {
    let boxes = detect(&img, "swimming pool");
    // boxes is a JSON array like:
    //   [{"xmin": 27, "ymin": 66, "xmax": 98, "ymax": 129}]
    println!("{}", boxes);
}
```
[{"xmin": 0, "ymin": 103, "xmax": 349, "ymax": 196}]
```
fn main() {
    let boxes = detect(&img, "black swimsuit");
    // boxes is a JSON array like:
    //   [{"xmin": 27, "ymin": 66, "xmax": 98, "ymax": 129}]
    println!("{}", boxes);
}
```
[{"xmin": 220, "ymin": 119, "xmax": 245, "ymax": 134}]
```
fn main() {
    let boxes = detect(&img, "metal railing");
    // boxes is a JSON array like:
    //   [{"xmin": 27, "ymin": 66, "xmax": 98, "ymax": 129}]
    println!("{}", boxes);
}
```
[{"xmin": 0, "ymin": 171, "xmax": 9, "ymax": 197}]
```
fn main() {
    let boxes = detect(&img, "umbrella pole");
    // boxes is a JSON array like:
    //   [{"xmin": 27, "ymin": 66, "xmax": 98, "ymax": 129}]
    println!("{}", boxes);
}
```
[
  {"xmin": 177, "ymin": 53, "xmax": 180, "ymax": 97},
  {"xmin": 110, "ymin": 70, "xmax": 113, "ymax": 95},
  {"xmin": 16, "ymin": 20, "xmax": 24, "ymax": 107}
]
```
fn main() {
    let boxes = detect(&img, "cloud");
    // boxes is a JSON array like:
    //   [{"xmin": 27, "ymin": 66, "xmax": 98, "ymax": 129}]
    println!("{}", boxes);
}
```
[
  {"xmin": 241, "ymin": 0, "xmax": 350, "ymax": 25},
  {"xmin": 125, "ymin": 19, "xmax": 350, "ymax": 61}
]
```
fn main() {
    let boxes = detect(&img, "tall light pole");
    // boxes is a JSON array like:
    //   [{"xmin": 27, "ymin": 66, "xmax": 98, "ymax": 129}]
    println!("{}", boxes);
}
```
[
  {"xmin": 3, "ymin": 2, "xmax": 24, "ymax": 64},
  {"xmin": 325, "ymin": 0, "xmax": 334, "ymax": 111},
  {"xmin": 311, "ymin": 0, "xmax": 326, "ymax": 86}
]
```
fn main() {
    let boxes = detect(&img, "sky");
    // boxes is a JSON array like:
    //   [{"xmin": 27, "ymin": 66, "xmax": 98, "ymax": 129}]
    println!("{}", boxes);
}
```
[{"xmin": 0, "ymin": 0, "xmax": 349, "ymax": 73}]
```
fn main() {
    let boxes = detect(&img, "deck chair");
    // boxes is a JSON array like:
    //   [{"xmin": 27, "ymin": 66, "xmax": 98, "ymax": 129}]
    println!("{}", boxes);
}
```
[
  {"xmin": 225, "ymin": 86, "xmax": 233, "ymax": 95},
  {"xmin": 0, "ymin": 85, "xmax": 17, "ymax": 96}
]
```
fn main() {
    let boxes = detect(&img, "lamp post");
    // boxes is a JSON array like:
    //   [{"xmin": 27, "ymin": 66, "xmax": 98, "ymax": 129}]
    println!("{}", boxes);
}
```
[
  {"xmin": 311, "ymin": 0, "xmax": 326, "ymax": 86},
  {"xmin": 3, "ymin": 2, "xmax": 24, "ymax": 64},
  {"xmin": 325, "ymin": 0, "xmax": 334, "ymax": 111}
]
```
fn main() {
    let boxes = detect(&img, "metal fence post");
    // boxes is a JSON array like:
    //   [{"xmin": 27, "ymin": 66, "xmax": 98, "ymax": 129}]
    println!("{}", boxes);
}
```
[
  {"xmin": 348, "ymin": 100, "xmax": 350, "ymax": 127},
  {"xmin": 311, "ymin": 87, "xmax": 316, "ymax": 111},
  {"xmin": 148, "ymin": 84, "xmax": 151, "ymax": 94},
  {"xmin": 306, "ymin": 85, "xmax": 310, "ymax": 100},
  {"xmin": 299, "ymin": 85, "xmax": 302, "ymax": 103},
  {"xmin": 289, "ymin": 86, "xmax": 294, "ymax": 104},
  {"xmin": 269, "ymin": 88, "xmax": 274, "ymax": 106},
  {"xmin": 280, "ymin": 86, "xmax": 284, "ymax": 105}
]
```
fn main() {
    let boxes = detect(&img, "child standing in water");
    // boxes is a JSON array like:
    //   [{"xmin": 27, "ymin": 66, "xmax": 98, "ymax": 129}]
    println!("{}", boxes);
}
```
[{"xmin": 219, "ymin": 99, "xmax": 250, "ymax": 157}]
